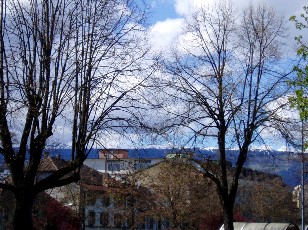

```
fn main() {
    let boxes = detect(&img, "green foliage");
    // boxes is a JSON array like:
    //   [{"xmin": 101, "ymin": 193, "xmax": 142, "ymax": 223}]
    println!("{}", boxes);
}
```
[{"xmin": 289, "ymin": 6, "xmax": 308, "ymax": 121}]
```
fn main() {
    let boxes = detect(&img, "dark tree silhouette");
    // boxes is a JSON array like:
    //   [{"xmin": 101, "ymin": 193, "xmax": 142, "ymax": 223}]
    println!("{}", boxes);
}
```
[
  {"xmin": 155, "ymin": 3, "xmax": 291, "ymax": 230},
  {"xmin": 0, "ymin": 0, "xmax": 152, "ymax": 228}
]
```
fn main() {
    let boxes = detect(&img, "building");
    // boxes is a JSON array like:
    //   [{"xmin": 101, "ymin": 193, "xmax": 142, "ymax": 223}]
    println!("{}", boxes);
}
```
[
  {"xmin": 38, "ymin": 155, "xmax": 159, "ymax": 229},
  {"xmin": 219, "ymin": 222, "xmax": 299, "ymax": 230},
  {"xmin": 0, "ymin": 149, "xmax": 298, "ymax": 229},
  {"xmin": 84, "ymin": 149, "xmax": 163, "ymax": 177},
  {"xmin": 133, "ymin": 152, "xmax": 298, "ymax": 229},
  {"xmin": 133, "ymin": 153, "xmax": 222, "ymax": 229}
]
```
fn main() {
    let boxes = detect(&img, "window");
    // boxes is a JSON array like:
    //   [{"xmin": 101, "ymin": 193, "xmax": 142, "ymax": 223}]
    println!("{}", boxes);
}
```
[
  {"xmin": 88, "ymin": 211, "xmax": 95, "ymax": 227},
  {"xmin": 162, "ymin": 219, "xmax": 170, "ymax": 228},
  {"xmin": 134, "ymin": 160, "xmax": 151, "ymax": 170},
  {"xmin": 146, "ymin": 218, "xmax": 154, "ymax": 229},
  {"xmin": 100, "ymin": 212, "xmax": 109, "ymax": 227},
  {"xmin": 138, "ymin": 223, "xmax": 145, "ymax": 229},
  {"xmin": 107, "ymin": 162, "xmax": 121, "ymax": 171}
]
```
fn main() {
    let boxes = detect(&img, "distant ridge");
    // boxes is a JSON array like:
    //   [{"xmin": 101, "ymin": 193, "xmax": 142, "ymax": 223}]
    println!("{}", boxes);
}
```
[{"xmin": 0, "ymin": 148, "xmax": 303, "ymax": 186}]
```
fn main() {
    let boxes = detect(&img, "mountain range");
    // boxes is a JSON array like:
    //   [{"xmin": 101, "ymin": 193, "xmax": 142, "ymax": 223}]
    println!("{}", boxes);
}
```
[{"xmin": 0, "ymin": 148, "xmax": 303, "ymax": 187}]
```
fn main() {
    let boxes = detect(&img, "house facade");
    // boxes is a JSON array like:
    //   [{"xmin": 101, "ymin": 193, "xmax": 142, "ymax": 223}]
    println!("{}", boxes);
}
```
[
  {"xmin": 39, "ymin": 155, "xmax": 163, "ymax": 229},
  {"xmin": 84, "ymin": 149, "xmax": 163, "ymax": 176}
]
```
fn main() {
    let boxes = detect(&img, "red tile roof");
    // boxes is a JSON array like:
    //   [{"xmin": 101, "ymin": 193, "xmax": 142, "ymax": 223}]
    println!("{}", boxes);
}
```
[{"xmin": 39, "ymin": 156, "xmax": 107, "ymax": 186}]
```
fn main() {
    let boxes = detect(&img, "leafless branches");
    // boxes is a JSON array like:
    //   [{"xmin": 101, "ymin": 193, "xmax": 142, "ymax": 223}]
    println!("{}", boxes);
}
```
[{"xmin": 0, "ymin": 0, "xmax": 152, "ymax": 228}]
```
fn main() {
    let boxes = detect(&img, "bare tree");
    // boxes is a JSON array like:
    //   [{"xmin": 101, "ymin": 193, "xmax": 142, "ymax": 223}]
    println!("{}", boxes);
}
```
[
  {"xmin": 0, "ymin": 0, "xmax": 152, "ymax": 228},
  {"xmin": 237, "ymin": 178, "xmax": 297, "ymax": 223},
  {"xmin": 157, "ymin": 2, "xmax": 291, "ymax": 230},
  {"xmin": 136, "ymin": 157, "xmax": 221, "ymax": 229}
]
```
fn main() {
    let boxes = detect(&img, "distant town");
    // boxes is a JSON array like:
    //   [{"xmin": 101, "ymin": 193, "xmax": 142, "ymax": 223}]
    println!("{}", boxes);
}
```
[{"xmin": 0, "ymin": 148, "xmax": 305, "ymax": 229}]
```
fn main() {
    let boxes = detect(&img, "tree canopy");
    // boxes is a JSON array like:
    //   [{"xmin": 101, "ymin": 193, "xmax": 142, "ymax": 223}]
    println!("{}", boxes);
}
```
[{"xmin": 0, "ymin": 0, "xmax": 152, "ymax": 228}]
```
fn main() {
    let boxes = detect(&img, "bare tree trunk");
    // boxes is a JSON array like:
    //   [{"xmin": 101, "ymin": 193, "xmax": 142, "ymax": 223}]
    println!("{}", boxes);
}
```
[
  {"xmin": 222, "ymin": 200, "xmax": 234, "ymax": 230},
  {"xmin": 157, "ymin": 3, "xmax": 289, "ymax": 230},
  {"xmin": 0, "ymin": 0, "xmax": 150, "ymax": 228},
  {"xmin": 13, "ymin": 190, "xmax": 36, "ymax": 230}
]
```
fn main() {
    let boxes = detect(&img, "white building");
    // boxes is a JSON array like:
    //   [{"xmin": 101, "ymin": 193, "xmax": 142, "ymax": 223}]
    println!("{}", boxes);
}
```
[
  {"xmin": 84, "ymin": 149, "xmax": 163, "ymax": 176},
  {"xmin": 38, "ymin": 155, "xmax": 162, "ymax": 229}
]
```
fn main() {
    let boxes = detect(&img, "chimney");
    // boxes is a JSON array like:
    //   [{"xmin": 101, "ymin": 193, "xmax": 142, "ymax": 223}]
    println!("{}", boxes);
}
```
[
  {"xmin": 44, "ymin": 152, "xmax": 49, "ymax": 157},
  {"xmin": 56, "ymin": 154, "xmax": 61, "ymax": 160}
]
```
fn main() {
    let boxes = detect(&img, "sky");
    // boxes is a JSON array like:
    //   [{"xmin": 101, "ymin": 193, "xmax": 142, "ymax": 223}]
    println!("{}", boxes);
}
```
[
  {"xmin": 136, "ymin": 0, "xmax": 307, "ymax": 151},
  {"xmin": 148, "ymin": 0, "xmax": 308, "ymax": 54},
  {"xmin": 78, "ymin": 0, "xmax": 307, "ymax": 151},
  {"xmin": 44, "ymin": 0, "xmax": 308, "ymax": 151}
]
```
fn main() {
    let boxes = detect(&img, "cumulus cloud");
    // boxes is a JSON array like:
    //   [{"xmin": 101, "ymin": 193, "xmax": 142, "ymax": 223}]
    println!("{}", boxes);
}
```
[
  {"xmin": 149, "ymin": 18, "xmax": 183, "ymax": 53},
  {"xmin": 146, "ymin": 0, "xmax": 308, "ymax": 151},
  {"xmin": 149, "ymin": 0, "xmax": 308, "ymax": 56},
  {"xmin": 173, "ymin": 0, "xmax": 307, "ymax": 16},
  {"xmin": 174, "ymin": 0, "xmax": 215, "ymax": 16},
  {"xmin": 173, "ymin": 0, "xmax": 190, "ymax": 16}
]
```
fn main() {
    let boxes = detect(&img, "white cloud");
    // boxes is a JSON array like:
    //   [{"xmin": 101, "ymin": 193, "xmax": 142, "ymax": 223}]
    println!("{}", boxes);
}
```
[
  {"xmin": 149, "ymin": 18, "xmax": 184, "ymax": 52},
  {"xmin": 173, "ymin": 0, "xmax": 307, "ymax": 16},
  {"xmin": 149, "ymin": 0, "xmax": 308, "ymax": 56},
  {"xmin": 174, "ymin": 0, "xmax": 190, "ymax": 16},
  {"xmin": 146, "ymin": 0, "xmax": 308, "ymax": 150},
  {"xmin": 174, "ymin": 0, "xmax": 213, "ymax": 16}
]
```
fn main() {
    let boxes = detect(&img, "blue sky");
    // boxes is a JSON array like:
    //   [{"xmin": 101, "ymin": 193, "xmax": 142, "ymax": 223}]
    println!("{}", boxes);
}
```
[
  {"xmin": 44, "ymin": 0, "xmax": 308, "ymax": 151},
  {"xmin": 149, "ymin": 0, "xmax": 307, "ymax": 21},
  {"xmin": 149, "ymin": 0, "xmax": 178, "ymax": 23},
  {"xmin": 148, "ymin": 0, "xmax": 308, "ymax": 54},
  {"xmin": 140, "ymin": 0, "xmax": 308, "ymax": 151}
]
